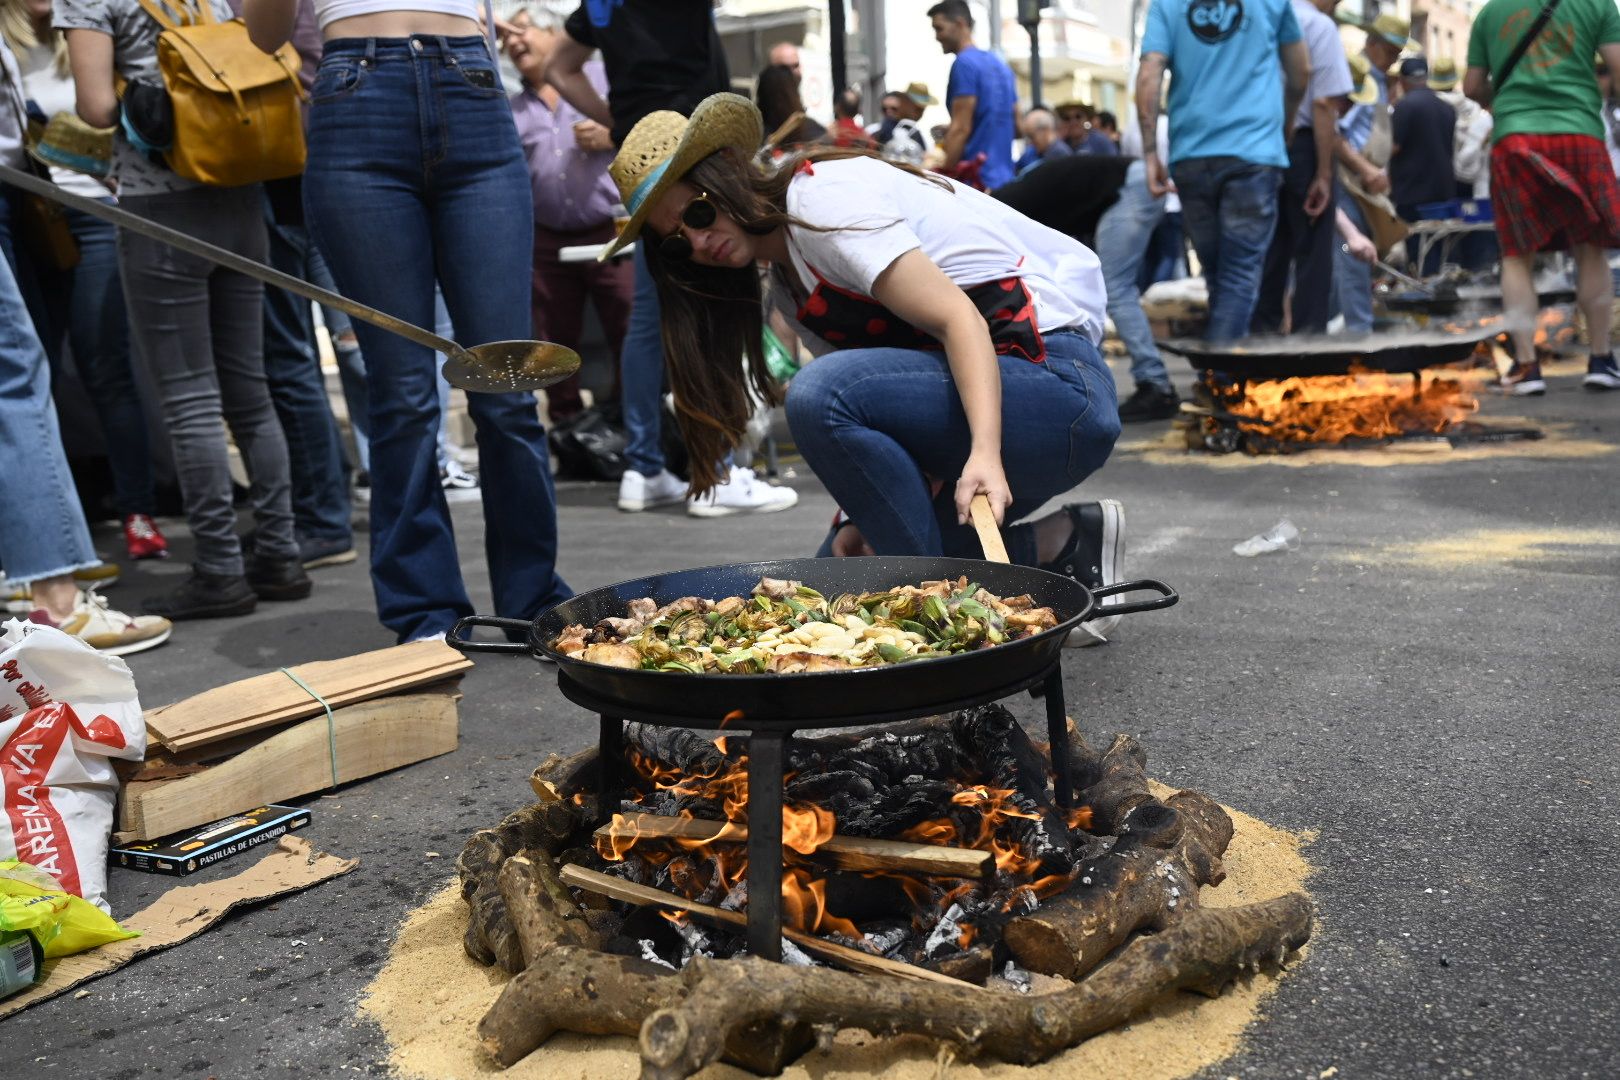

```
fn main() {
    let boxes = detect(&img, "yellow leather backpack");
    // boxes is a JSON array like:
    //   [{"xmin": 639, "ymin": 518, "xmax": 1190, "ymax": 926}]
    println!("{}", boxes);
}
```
[{"xmin": 134, "ymin": 0, "xmax": 307, "ymax": 186}]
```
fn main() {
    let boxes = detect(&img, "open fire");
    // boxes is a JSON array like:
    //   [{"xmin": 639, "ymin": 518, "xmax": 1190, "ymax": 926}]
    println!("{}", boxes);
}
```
[
  {"xmin": 587, "ymin": 710, "xmax": 1100, "ymax": 974},
  {"xmin": 456, "ymin": 712, "xmax": 1314, "ymax": 1077},
  {"xmin": 1207, "ymin": 367, "xmax": 1480, "ymax": 448}
]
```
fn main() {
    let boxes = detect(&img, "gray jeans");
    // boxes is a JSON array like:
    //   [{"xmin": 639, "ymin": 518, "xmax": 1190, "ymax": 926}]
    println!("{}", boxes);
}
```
[{"xmin": 118, "ymin": 185, "xmax": 297, "ymax": 575}]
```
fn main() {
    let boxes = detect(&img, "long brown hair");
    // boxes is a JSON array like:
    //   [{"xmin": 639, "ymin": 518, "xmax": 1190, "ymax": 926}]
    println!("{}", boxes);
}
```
[{"xmin": 648, "ymin": 146, "xmax": 948, "ymax": 494}]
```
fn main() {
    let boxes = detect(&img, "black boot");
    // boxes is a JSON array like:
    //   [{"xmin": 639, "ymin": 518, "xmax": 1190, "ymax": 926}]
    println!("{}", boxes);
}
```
[
  {"xmin": 1118, "ymin": 382, "xmax": 1181, "ymax": 423},
  {"xmin": 142, "ymin": 569, "xmax": 257, "ymax": 620},
  {"xmin": 246, "ymin": 553, "xmax": 313, "ymax": 601}
]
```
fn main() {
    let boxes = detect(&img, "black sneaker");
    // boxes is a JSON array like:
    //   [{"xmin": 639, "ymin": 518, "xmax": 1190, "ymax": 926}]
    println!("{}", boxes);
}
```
[
  {"xmin": 245, "ymin": 553, "xmax": 313, "ymax": 601},
  {"xmin": 1584, "ymin": 353, "xmax": 1620, "ymax": 391},
  {"xmin": 1118, "ymin": 382, "xmax": 1181, "ymax": 423},
  {"xmin": 298, "ymin": 534, "xmax": 357, "ymax": 570},
  {"xmin": 142, "ymin": 569, "xmax": 257, "ymax": 620},
  {"xmin": 1039, "ymin": 500, "xmax": 1125, "ymax": 646}
]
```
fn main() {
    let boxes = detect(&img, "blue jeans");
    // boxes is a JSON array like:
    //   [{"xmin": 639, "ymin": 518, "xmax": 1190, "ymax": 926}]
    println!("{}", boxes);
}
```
[
  {"xmin": 1172, "ymin": 157, "xmax": 1282, "ymax": 343},
  {"xmin": 303, "ymin": 35, "xmax": 570, "ymax": 641},
  {"xmin": 263, "ymin": 198, "xmax": 353, "ymax": 544},
  {"xmin": 1095, "ymin": 160, "xmax": 1172, "ymax": 391},
  {"xmin": 329, "ymin": 286, "xmax": 460, "ymax": 477},
  {"xmin": 0, "ymin": 189, "xmax": 158, "ymax": 518},
  {"xmin": 0, "ymin": 203, "xmax": 97, "ymax": 585},
  {"xmin": 622, "ymin": 243, "xmax": 665, "ymax": 477},
  {"xmin": 788, "ymin": 331, "xmax": 1119, "ymax": 567},
  {"xmin": 1137, "ymin": 210, "xmax": 1186, "ymax": 292},
  {"xmin": 1334, "ymin": 185, "xmax": 1374, "ymax": 333}
]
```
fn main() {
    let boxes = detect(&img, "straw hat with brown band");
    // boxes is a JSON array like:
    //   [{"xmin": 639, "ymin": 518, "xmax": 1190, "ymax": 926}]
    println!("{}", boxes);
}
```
[{"xmin": 601, "ymin": 93, "xmax": 764, "ymax": 262}]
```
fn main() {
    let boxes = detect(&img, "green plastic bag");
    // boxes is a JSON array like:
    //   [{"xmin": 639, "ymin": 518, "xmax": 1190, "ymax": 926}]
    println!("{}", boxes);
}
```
[
  {"xmin": 763, "ymin": 327, "xmax": 800, "ymax": 383},
  {"xmin": 0, "ymin": 861, "xmax": 138, "ymax": 959}
]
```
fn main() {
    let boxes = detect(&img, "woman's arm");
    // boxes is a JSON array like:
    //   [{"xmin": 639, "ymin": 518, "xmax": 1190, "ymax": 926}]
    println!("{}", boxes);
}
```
[
  {"xmin": 869, "ymin": 248, "xmax": 1011, "ymax": 525},
  {"xmin": 547, "ymin": 35, "xmax": 612, "ymax": 128},
  {"xmin": 242, "ymin": 0, "xmax": 299, "ymax": 53},
  {"xmin": 65, "ymin": 29, "xmax": 118, "ymax": 127}
]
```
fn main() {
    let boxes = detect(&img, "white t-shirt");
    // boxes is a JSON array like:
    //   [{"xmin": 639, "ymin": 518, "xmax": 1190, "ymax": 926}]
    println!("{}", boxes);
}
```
[
  {"xmin": 17, "ymin": 43, "xmax": 108, "ymax": 200},
  {"xmin": 775, "ymin": 156, "xmax": 1106, "ymax": 353}
]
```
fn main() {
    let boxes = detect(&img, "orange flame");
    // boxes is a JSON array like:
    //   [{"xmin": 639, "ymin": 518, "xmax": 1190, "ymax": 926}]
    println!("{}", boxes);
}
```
[
  {"xmin": 1222, "ymin": 368, "xmax": 1477, "ymax": 444},
  {"xmin": 782, "ymin": 867, "xmax": 861, "ymax": 939}
]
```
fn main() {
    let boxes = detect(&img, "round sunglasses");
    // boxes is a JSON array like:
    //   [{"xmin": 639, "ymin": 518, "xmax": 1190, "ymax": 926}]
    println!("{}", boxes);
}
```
[{"xmin": 658, "ymin": 192, "xmax": 719, "ymax": 262}]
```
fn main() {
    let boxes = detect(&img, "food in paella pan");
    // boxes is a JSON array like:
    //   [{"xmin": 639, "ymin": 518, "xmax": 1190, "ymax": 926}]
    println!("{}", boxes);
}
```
[{"xmin": 552, "ymin": 576, "xmax": 1060, "ymax": 673}]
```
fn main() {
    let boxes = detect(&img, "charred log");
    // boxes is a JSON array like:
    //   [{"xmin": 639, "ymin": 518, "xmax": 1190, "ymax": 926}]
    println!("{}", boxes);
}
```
[
  {"xmin": 1075, "ymin": 733, "xmax": 1163, "ymax": 835},
  {"xmin": 530, "ymin": 744, "xmax": 600, "ymax": 801},
  {"xmin": 1001, "ymin": 790, "xmax": 1234, "ymax": 980},
  {"xmin": 634, "ymin": 894, "xmax": 1314, "ymax": 1080},
  {"xmin": 625, "ymin": 723, "xmax": 727, "ymax": 779},
  {"xmin": 923, "ymin": 945, "xmax": 995, "ymax": 985},
  {"xmin": 456, "ymin": 800, "xmax": 586, "ymax": 972}
]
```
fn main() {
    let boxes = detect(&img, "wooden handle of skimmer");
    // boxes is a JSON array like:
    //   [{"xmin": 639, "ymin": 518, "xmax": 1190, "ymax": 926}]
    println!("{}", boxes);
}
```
[{"xmin": 969, "ymin": 495, "xmax": 1010, "ymax": 564}]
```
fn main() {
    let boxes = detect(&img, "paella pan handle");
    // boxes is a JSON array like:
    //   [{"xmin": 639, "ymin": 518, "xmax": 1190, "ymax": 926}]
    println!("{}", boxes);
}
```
[
  {"xmin": 968, "ymin": 494, "xmax": 1010, "ymax": 564},
  {"xmin": 447, "ymin": 615, "xmax": 533, "ymax": 655},
  {"xmin": 1090, "ymin": 579, "xmax": 1179, "ymax": 616}
]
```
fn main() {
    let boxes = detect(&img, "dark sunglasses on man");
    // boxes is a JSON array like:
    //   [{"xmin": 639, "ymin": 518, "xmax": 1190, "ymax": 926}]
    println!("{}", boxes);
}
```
[{"xmin": 658, "ymin": 192, "xmax": 719, "ymax": 262}]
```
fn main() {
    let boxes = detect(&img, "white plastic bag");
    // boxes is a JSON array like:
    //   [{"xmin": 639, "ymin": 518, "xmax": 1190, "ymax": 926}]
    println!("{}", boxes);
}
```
[{"xmin": 0, "ymin": 619, "xmax": 146, "ymax": 913}]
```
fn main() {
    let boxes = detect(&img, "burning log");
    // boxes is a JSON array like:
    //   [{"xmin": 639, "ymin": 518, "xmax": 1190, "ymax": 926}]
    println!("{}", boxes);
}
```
[
  {"xmin": 594, "ymin": 812, "xmax": 994, "ymax": 878},
  {"xmin": 456, "ymin": 799, "xmax": 586, "ymax": 972},
  {"xmin": 559, "ymin": 863, "xmax": 979, "ymax": 986},
  {"xmin": 1071, "ymin": 732, "xmax": 1161, "ymax": 836},
  {"xmin": 634, "ymin": 894, "xmax": 1314, "ymax": 1080},
  {"xmin": 1001, "ymin": 790, "xmax": 1233, "ymax": 980},
  {"xmin": 529, "ymin": 744, "xmax": 600, "ymax": 801}
]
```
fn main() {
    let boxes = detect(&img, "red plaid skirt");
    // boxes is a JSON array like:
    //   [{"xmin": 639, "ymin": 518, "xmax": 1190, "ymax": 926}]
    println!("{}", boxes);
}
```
[{"xmin": 1490, "ymin": 133, "xmax": 1620, "ymax": 257}]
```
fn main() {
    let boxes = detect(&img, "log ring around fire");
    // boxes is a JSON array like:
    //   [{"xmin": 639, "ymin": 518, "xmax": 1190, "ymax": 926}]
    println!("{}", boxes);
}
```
[{"xmin": 359, "ymin": 781, "xmax": 1315, "ymax": 1080}]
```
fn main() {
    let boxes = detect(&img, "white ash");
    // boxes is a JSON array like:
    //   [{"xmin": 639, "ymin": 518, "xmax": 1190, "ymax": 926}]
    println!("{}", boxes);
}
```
[
  {"xmin": 671, "ymin": 920, "xmax": 711, "ymax": 961},
  {"xmin": 780, "ymin": 938, "xmax": 816, "ymax": 967},
  {"xmin": 998, "ymin": 961, "xmax": 1033, "ymax": 994},
  {"xmin": 922, "ymin": 903, "xmax": 967, "ymax": 959},
  {"xmin": 862, "ymin": 925, "xmax": 909, "ymax": 955},
  {"xmin": 637, "ymin": 940, "xmax": 677, "ymax": 970},
  {"xmin": 719, "ymin": 879, "xmax": 747, "ymax": 911}
]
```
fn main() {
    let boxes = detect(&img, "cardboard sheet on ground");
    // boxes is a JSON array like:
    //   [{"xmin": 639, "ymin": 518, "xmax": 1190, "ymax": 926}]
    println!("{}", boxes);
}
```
[{"xmin": 0, "ymin": 836, "xmax": 356, "ymax": 1018}]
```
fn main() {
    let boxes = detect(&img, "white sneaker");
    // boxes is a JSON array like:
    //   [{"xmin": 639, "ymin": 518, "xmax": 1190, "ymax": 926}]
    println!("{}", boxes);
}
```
[
  {"xmin": 687, "ymin": 466, "xmax": 799, "ymax": 518},
  {"xmin": 31, "ymin": 589, "xmax": 172, "ymax": 657},
  {"xmin": 618, "ymin": 468, "xmax": 687, "ymax": 512}
]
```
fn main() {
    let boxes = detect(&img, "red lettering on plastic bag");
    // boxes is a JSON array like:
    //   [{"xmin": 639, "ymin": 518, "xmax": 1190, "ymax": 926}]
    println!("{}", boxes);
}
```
[{"xmin": 1, "ymin": 702, "xmax": 83, "ymax": 897}]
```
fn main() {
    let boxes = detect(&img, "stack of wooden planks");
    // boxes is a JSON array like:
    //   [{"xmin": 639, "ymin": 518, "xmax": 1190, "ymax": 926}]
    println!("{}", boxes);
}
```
[{"xmin": 118, "ymin": 642, "xmax": 471, "ymax": 842}]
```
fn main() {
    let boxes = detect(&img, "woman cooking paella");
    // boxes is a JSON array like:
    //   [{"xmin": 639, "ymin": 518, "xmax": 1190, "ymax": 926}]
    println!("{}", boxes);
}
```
[{"xmin": 605, "ymin": 93, "xmax": 1125, "ymax": 633}]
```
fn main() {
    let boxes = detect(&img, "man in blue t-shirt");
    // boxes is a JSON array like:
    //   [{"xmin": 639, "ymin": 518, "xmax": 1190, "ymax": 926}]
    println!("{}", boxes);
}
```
[
  {"xmin": 1137, "ymin": 0, "xmax": 1311, "ymax": 343},
  {"xmin": 930, "ymin": 0, "xmax": 1017, "ymax": 190}
]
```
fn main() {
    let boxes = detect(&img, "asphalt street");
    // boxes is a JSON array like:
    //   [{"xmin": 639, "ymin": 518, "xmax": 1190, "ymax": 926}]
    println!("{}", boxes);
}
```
[{"xmin": 3, "ymin": 357, "xmax": 1616, "ymax": 1080}]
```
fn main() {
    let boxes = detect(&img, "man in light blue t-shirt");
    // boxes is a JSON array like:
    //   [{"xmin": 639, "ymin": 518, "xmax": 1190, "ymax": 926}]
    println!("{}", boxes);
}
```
[
  {"xmin": 931, "ymin": 0, "xmax": 1018, "ymax": 190},
  {"xmin": 1137, "ymin": 0, "xmax": 1311, "ymax": 343}
]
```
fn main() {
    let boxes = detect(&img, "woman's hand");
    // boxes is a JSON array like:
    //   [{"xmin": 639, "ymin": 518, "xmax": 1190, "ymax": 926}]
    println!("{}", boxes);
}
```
[
  {"xmin": 573, "ymin": 120, "xmax": 613, "ymax": 153},
  {"xmin": 830, "ymin": 522, "xmax": 875, "ymax": 557},
  {"xmin": 955, "ymin": 450, "xmax": 1011, "ymax": 526}
]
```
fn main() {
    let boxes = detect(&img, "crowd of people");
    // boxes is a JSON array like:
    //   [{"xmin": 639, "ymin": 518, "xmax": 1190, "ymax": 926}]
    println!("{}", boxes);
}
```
[{"xmin": 1, "ymin": 0, "xmax": 1616, "ymax": 662}]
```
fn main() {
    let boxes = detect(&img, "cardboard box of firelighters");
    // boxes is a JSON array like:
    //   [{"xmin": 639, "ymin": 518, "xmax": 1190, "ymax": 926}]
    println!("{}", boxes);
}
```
[{"xmin": 111, "ymin": 805, "xmax": 311, "ymax": 877}]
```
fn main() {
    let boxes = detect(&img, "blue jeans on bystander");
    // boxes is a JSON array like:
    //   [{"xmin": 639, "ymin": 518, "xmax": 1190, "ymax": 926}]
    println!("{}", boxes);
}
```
[
  {"xmin": 262, "ymin": 196, "xmax": 353, "ymax": 546},
  {"xmin": 1095, "ymin": 160, "xmax": 1173, "ymax": 391},
  {"xmin": 303, "ymin": 35, "xmax": 569, "ymax": 641},
  {"xmin": 1172, "ymin": 156, "xmax": 1282, "ymax": 342},
  {"xmin": 1333, "ymin": 184, "xmax": 1375, "ymax": 334},
  {"xmin": 789, "ymin": 331, "xmax": 1119, "ymax": 566},
  {"xmin": 0, "ymin": 198, "xmax": 97, "ymax": 585},
  {"xmin": 621, "ymin": 243, "xmax": 666, "ymax": 477}
]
